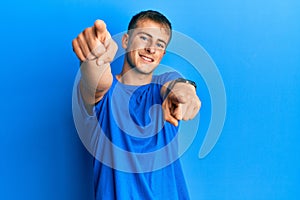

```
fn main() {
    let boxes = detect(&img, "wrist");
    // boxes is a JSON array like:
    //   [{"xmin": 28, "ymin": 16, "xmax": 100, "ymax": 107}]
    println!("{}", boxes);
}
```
[
  {"xmin": 163, "ymin": 78, "xmax": 197, "ymax": 100},
  {"xmin": 174, "ymin": 78, "xmax": 197, "ymax": 89}
]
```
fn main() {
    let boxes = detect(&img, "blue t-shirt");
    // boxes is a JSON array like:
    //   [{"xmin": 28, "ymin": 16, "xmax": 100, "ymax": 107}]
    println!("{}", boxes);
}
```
[{"xmin": 74, "ymin": 72, "xmax": 190, "ymax": 200}]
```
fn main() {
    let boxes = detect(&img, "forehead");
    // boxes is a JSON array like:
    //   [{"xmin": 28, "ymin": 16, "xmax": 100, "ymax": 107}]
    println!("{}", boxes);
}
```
[{"xmin": 132, "ymin": 19, "xmax": 170, "ymax": 38}]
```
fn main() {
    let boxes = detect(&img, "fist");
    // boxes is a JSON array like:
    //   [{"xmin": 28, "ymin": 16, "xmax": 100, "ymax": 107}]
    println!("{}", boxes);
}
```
[
  {"xmin": 72, "ymin": 20, "xmax": 118, "ymax": 65},
  {"xmin": 162, "ymin": 82, "xmax": 201, "ymax": 126}
]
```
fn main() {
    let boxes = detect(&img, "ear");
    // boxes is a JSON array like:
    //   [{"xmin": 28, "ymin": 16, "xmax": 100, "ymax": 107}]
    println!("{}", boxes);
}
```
[{"xmin": 122, "ymin": 33, "xmax": 129, "ymax": 49}]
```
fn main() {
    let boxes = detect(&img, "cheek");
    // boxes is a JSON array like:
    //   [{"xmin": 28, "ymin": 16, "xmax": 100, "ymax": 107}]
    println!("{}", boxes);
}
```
[
  {"xmin": 128, "ymin": 40, "xmax": 145, "ymax": 51},
  {"xmin": 128, "ymin": 51, "xmax": 139, "ymax": 62},
  {"xmin": 156, "ymin": 52, "xmax": 165, "ymax": 62}
]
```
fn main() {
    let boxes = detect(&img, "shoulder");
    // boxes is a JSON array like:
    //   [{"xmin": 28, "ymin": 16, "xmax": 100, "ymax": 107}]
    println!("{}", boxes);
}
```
[{"xmin": 152, "ymin": 71, "xmax": 182, "ymax": 86}]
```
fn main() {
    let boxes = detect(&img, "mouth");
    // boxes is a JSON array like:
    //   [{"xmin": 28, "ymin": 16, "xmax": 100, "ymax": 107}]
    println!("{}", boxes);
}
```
[{"xmin": 139, "ymin": 54, "xmax": 154, "ymax": 63}]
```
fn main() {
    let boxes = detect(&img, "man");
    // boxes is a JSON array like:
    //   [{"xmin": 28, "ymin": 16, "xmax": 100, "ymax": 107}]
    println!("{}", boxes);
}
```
[{"xmin": 72, "ymin": 10, "xmax": 201, "ymax": 199}]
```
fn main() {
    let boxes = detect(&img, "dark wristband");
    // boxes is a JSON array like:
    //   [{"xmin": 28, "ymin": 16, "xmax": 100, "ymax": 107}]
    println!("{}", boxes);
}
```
[
  {"xmin": 163, "ymin": 78, "xmax": 197, "ymax": 100},
  {"xmin": 174, "ymin": 78, "xmax": 197, "ymax": 89}
]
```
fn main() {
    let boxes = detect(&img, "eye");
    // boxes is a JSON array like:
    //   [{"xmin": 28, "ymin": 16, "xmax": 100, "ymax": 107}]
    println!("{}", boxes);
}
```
[
  {"xmin": 140, "ymin": 35, "xmax": 149, "ymax": 42},
  {"xmin": 156, "ymin": 43, "xmax": 165, "ymax": 49}
]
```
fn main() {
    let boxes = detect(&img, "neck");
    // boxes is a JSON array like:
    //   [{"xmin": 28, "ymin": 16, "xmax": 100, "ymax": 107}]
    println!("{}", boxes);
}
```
[
  {"xmin": 117, "ymin": 68, "xmax": 153, "ymax": 86},
  {"xmin": 117, "ymin": 60, "xmax": 153, "ymax": 86}
]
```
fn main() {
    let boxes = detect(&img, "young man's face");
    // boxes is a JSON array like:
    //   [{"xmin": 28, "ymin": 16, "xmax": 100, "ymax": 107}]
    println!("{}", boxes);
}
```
[{"xmin": 122, "ymin": 19, "xmax": 171, "ymax": 75}]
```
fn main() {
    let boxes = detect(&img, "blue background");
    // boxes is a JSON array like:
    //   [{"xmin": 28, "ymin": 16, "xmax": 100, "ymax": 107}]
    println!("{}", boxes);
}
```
[{"xmin": 1, "ymin": 0, "xmax": 299, "ymax": 199}]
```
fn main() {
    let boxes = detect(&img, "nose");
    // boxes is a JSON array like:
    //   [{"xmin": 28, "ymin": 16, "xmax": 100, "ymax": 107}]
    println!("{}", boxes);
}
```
[{"xmin": 145, "ymin": 43, "xmax": 156, "ymax": 54}]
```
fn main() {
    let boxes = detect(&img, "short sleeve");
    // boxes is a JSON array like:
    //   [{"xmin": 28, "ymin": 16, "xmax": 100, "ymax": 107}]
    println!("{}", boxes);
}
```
[
  {"xmin": 74, "ymin": 82, "xmax": 97, "ymax": 118},
  {"xmin": 72, "ymin": 82, "xmax": 102, "ymax": 154},
  {"xmin": 153, "ymin": 71, "xmax": 182, "ymax": 86}
]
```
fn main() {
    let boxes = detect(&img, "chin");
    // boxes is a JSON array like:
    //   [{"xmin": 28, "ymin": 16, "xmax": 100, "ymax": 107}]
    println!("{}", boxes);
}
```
[
  {"xmin": 137, "ymin": 63, "xmax": 157, "ymax": 74},
  {"xmin": 135, "ymin": 68, "xmax": 154, "ymax": 75}
]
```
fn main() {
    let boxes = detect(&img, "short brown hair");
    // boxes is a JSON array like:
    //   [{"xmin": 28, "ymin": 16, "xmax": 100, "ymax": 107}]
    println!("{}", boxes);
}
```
[{"xmin": 127, "ymin": 10, "xmax": 172, "ymax": 42}]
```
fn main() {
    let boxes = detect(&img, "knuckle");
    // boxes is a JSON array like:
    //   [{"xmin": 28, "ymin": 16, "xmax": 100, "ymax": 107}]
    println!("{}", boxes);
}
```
[
  {"xmin": 182, "ymin": 116, "xmax": 189, "ymax": 121},
  {"xmin": 77, "ymin": 33, "xmax": 84, "ymax": 43},
  {"xmin": 72, "ymin": 39, "xmax": 77, "ymax": 50},
  {"xmin": 197, "ymin": 99, "xmax": 201, "ymax": 108},
  {"xmin": 82, "ymin": 27, "xmax": 91, "ymax": 36},
  {"xmin": 186, "ymin": 94, "xmax": 192, "ymax": 100}
]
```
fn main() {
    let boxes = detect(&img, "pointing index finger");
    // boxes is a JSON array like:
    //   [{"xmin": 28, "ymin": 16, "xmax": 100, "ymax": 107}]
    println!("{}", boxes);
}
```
[{"xmin": 94, "ymin": 20, "xmax": 107, "ymax": 43}]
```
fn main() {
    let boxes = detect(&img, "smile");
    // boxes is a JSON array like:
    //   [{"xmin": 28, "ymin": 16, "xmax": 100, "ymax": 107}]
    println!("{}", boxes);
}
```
[{"xmin": 139, "ymin": 54, "xmax": 154, "ymax": 62}]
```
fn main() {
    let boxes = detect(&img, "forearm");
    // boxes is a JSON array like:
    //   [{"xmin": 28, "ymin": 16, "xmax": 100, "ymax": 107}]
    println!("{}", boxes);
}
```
[
  {"xmin": 160, "ymin": 80, "xmax": 173, "ymax": 100},
  {"xmin": 80, "ymin": 60, "xmax": 113, "ymax": 104},
  {"xmin": 161, "ymin": 78, "xmax": 197, "ymax": 99}
]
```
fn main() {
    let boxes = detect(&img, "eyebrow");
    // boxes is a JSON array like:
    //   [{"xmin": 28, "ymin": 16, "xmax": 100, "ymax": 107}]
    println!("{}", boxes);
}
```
[{"xmin": 137, "ymin": 32, "xmax": 168, "ymax": 46}]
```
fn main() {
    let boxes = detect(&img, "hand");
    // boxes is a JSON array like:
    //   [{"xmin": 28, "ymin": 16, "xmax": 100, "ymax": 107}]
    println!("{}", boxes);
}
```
[
  {"xmin": 162, "ymin": 82, "xmax": 201, "ymax": 126},
  {"xmin": 72, "ymin": 20, "xmax": 118, "ymax": 65}
]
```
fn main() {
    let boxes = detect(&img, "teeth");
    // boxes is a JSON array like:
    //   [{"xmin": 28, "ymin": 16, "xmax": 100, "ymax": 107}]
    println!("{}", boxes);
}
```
[{"xmin": 141, "ymin": 55, "xmax": 152, "ymax": 62}]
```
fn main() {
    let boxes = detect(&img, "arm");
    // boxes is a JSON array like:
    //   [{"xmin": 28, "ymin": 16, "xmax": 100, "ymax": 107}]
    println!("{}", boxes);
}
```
[
  {"xmin": 79, "ymin": 61, "xmax": 112, "ymax": 104},
  {"xmin": 161, "ymin": 79, "xmax": 201, "ymax": 126},
  {"xmin": 72, "ymin": 20, "xmax": 118, "ymax": 107}
]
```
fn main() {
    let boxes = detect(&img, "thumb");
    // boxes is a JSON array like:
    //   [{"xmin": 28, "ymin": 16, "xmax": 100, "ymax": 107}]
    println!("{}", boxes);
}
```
[
  {"xmin": 94, "ymin": 20, "xmax": 108, "ymax": 43},
  {"xmin": 96, "ymin": 39, "xmax": 118, "ymax": 65}
]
